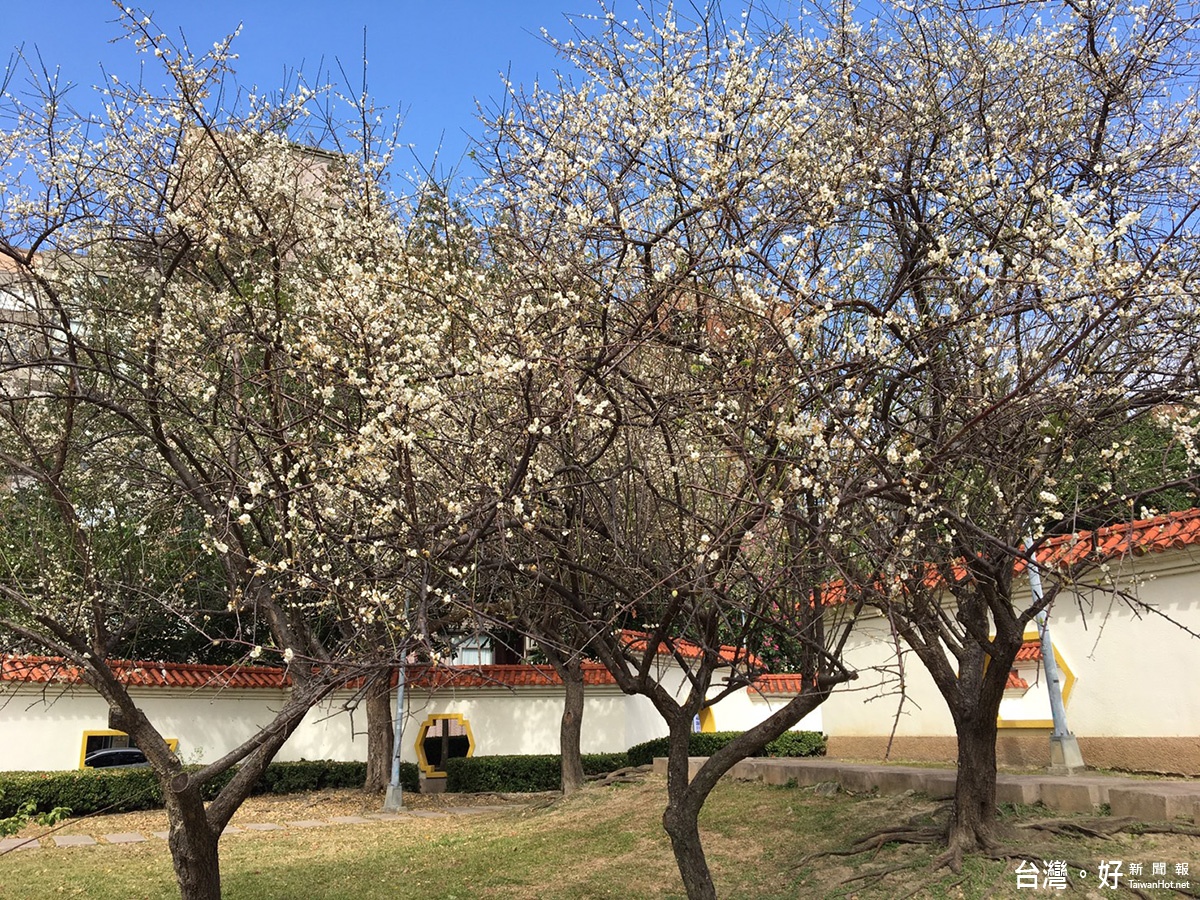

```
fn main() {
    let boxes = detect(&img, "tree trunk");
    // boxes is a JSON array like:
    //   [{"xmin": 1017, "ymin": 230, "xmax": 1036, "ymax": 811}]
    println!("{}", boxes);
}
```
[
  {"xmin": 947, "ymin": 708, "xmax": 1000, "ymax": 860},
  {"xmin": 559, "ymin": 659, "xmax": 586, "ymax": 795},
  {"xmin": 164, "ymin": 785, "xmax": 222, "ymax": 900},
  {"xmin": 664, "ymin": 800, "xmax": 716, "ymax": 900},
  {"xmin": 363, "ymin": 671, "xmax": 394, "ymax": 793},
  {"xmin": 661, "ymin": 718, "xmax": 717, "ymax": 900},
  {"xmin": 898, "ymin": 597, "xmax": 1019, "ymax": 869}
]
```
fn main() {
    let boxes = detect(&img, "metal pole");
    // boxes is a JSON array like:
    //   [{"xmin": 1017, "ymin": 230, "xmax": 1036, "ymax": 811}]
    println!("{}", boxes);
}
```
[
  {"xmin": 383, "ymin": 586, "xmax": 414, "ymax": 812},
  {"xmin": 1024, "ymin": 538, "xmax": 1085, "ymax": 774},
  {"xmin": 383, "ymin": 659, "xmax": 406, "ymax": 811}
]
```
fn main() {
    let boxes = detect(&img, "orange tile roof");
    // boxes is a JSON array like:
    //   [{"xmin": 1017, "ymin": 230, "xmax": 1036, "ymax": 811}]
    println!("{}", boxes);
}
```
[
  {"xmin": 406, "ymin": 629, "xmax": 770, "ymax": 690},
  {"xmin": 907, "ymin": 509, "xmax": 1200, "ymax": 594},
  {"xmin": 619, "ymin": 629, "xmax": 761, "ymax": 667},
  {"xmin": 406, "ymin": 662, "xmax": 617, "ymax": 690},
  {"xmin": 1006, "ymin": 669, "xmax": 1029, "ymax": 690},
  {"xmin": 1015, "ymin": 640, "xmax": 1043, "ymax": 662},
  {"xmin": 751, "ymin": 673, "xmax": 810, "ymax": 695},
  {"xmin": 8, "ymin": 512, "xmax": 1193, "ymax": 696},
  {"xmin": 3, "ymin": 647, "xmax": 765, "ymax": 693},
  {"xmin": 1033, "ymin": 508, "xmax": 1200, "ymax": 568},
  {"xmin": 1, "ymin": 655, "xmax": 290, "ymax": 689},
  {"xmin": 0, "ymin": 656, "xmax": 628, "ymax": 692}
]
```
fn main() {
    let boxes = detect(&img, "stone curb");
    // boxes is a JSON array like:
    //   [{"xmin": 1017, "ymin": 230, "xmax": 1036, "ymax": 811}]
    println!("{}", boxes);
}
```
[{"xmin": 655, "ymin": 756, "xmax": 1200, "ymax": 823}]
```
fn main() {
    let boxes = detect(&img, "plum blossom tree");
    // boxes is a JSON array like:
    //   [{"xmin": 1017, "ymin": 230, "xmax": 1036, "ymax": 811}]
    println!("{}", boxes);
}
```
[
  {"xmin": 801, "ymin": 0, "xmax": 1200, "ymax": 865},
  {"xmin": 0, "ymin": 14, "xmax": 530, "ymax": 899},
  {"xmin": 470, "ymin": 275, "xmax": 867, "ymax": 899},
  {"xmin": 479, "ymin": 9, "xmax": 884, "ymax": 897},
  {"xmin": 481, "ymin": 0, "xmax": 1199, "ymax": 891},
  {"xmin": 1, "ymin": 2, "xmax": 1194, "ymax": 898},
  {"xmin": 322, "ymin": 185, "xmax": 565, "ymax": 790}
]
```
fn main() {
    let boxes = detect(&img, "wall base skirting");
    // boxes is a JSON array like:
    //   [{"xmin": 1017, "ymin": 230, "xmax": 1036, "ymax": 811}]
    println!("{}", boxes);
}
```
[{"xmin": 827, "ymin": 734, "xmax": 1200, "ymax": 777}]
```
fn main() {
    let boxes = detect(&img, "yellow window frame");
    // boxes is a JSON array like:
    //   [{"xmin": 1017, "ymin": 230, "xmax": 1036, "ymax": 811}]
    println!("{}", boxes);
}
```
[
  {"xmin": 414, "ymin": 713, "xmax": 475, "ymax": 778},
  {"xmin": 79, "ymin": 730, "xmax": 179, "ymax": 769}
]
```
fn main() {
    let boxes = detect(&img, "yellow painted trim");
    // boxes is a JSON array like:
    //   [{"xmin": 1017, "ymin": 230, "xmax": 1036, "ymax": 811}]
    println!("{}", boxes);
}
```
[
  {"xmin": 699, "ymin": 708, "xmax": 716, "ymax": 734},
  {"xmin": 79, "ymin": 730, "xmax": 178, "ymax": 768},
  {"xmin": 80, "ymin": 730, "xmax": 126, "ymax": 769},
  {"xmin": 414, "ymin": 713, "xmax": 475, "ymax": 778},
  {"xmin": 997, "ymin": 628, "xmax": 1077, "ymax": 729}
]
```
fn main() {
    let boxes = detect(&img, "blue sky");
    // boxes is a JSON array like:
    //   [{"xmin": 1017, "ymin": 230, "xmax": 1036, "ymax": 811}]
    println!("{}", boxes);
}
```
[{"xmin": 0, "ymin": 1, "xmax": 600, "ymax": 181}]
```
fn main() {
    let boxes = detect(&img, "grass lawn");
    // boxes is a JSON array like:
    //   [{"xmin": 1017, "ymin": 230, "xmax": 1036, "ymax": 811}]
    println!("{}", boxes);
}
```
[{"xmin": 1, "ymin": 776, "xmax": 1196, "ymax": 899}]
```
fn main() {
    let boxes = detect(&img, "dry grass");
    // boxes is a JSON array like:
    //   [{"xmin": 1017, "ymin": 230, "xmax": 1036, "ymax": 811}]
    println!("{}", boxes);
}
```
[
  {"xmin": 6, "ymin": 787, "xmax": 520, "ymax": 845},
  {"xmin": 1, "ymin": 777, "xmax": 1196, "ymax": 899}
]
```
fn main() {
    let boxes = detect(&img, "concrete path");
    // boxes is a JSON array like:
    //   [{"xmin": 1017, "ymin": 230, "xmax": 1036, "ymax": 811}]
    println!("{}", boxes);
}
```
[
  {"xmin": 653, "ymin": 756, "xmax": 1200, "ymax": 822},
  {"xmin": 0, "ymin": 805, "xmax": 514, "ymax": 853}
]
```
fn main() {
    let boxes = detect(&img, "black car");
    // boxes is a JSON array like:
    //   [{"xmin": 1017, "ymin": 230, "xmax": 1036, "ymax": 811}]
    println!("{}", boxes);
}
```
[{"xmin": 83, "ymin": 748, "xmax": 149, "ymax": 769}]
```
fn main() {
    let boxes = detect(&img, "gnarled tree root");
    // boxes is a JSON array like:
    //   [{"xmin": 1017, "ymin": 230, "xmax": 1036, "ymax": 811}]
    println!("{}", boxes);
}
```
[
  {"xmin": 794, "ymin": 825, "xmax": 945, "ymax": 870},
  {"xmin": 798, "ymin": 816, "xmax": 1199, "ymax": 898},
  {"xmin": 795, "ymin": 810, "xmax": 951, "ymax": 870},
  {"xmin": 1019, "ymin": 816, "xmax": 1200, "ymax": 839}
]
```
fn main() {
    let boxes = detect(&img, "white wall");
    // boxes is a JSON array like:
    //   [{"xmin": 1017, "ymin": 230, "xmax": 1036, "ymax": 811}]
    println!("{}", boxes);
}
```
[
  {"xmin": 0, "ymin": 659, "xmax": 816, "ymax": 772},
  {"xmin": 725, "ymin": 688, "xmax": 823, "ymax": 733},
  {"xmin": 16, "ymin": 548, "xmax": 1188, "ymax": 774},
  {"xmin": 399, "ymin": 686, "xmax": 633, "ymax": 762},
  {"xmin": 1028, "ymin": 551, "xmax": 1200, "ymax": 737},
  {"xmin": 0, "ymin": 683, "xmax": 110, "ymax": 770},
  {"xmin": 821, "ymin": 547, "xmax": 1200, "ymax": 742},
  {"xmin": 0, "ymin": 681, "xmax": 636, "ymax": 772},
  {"xmin": 821, "ymin": 617, "xmax": 955, "ymax": 738},
  {"xmin": 0, "ymin": 682, "xmax": 370, "ymax": 771}
]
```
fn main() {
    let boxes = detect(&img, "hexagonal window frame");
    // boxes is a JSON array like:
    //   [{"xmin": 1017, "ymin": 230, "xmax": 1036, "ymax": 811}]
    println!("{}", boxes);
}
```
[
  {"xmin": 997, "ymin": 628, "xmax": 1077, "ymax": 729},
  {"xmin": 414, "ymin": 712, "xmax": 475, "ymax": 778}
]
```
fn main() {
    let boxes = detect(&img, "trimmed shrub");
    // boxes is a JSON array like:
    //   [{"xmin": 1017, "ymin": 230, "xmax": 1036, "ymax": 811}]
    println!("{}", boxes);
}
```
[
  {"xmin": 444, "ymin": 755, "xmax": 556, "ymax": 793},
  {"xmin": 198, "ymin": 767, "xmax": 238, "ymax": 801},
  {"xmin": 444, "ymin": 752, "xmax": 630, "ymax": 793},
  {"xmin": 765, "ymin": 730, "xmax": 826, "ymax": 758},
  {"xmin": 0, "ymin": 769, "xmax": 162, "ymax": 818},
  {"xmin": 421, "ymin": 735, "xmax": 472, "ymax": 770},
  {"xmin": 626, "ymin": 730, "xmax": 827, "ymax": 767},
  {"xmin": 582, "ymin": 752, "xmax": 629, "ymax": 774},
  {"xmin": 0, "ymin": 759, "xmax": 418, "ymax": 818},
  {"xmin": 259, "ymin": 760, "xmax": 347, "ymax": 795},
  {"xmin": 626, "ymin": 737, "xmax": 672, "ymax": 767}
]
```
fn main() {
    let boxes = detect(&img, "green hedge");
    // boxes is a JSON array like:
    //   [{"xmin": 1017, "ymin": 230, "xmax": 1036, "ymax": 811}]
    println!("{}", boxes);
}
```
[
  {"xmin": 764, "ymin": 731, "xmax": 826, "ymax": 758},
  {"xmin": 0, "ymin": 767, "xmax": 163, "ymax": 818},
  {"xmin": 626, "ymin": 730, "xmax": 826, "ymax": 767},
  {"xmin": 0, "ymin": 759, "xmax": 419, "ymax": 818},
  {"xmin": 421, "ymin": 735, "xmax": 472, "ymax": 770},
  {"xmin": 254, "ymin": 759, "xmax": 376, "ymax": 794},
  {"xmin": 444, "ymin": 752, "xmax": 629, "ymax": 793}
]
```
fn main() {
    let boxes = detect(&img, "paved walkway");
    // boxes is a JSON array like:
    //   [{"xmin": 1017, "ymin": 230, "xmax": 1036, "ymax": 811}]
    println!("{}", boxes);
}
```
[
  {"xmin": 0, "ymin": 805, "xmax": 512, "ymax": 854},
  {"xmin": 654, "ymin": 756, "xmax": 1200, "ymax": 823}
]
